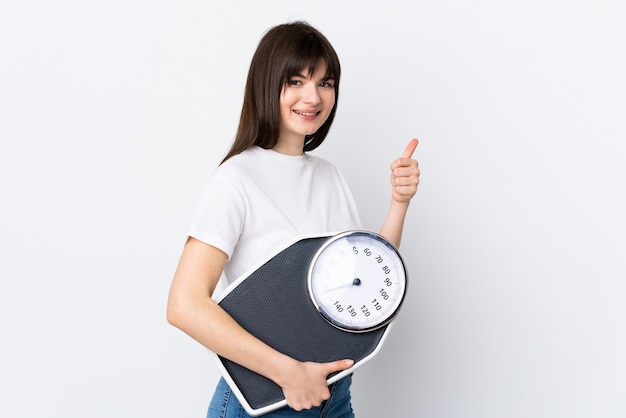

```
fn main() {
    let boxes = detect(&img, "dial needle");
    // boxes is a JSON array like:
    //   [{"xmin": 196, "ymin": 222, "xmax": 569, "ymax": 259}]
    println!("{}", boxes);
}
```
[{"xmin": 324, "ymin": 278, "xmax": 362, "ymax": 292}]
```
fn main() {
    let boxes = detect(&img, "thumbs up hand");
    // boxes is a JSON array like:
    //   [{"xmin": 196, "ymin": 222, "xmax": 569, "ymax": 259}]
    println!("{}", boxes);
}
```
[{"xmin": 390, "ymin": 138, "xmax": 420, "ymax": 204}]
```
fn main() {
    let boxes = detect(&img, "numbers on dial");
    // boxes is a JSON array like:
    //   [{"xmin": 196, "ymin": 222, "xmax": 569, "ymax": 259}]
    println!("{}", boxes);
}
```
[{"xmin": 308, "ymin": 231, "xmax": 407, "ymax": 332}]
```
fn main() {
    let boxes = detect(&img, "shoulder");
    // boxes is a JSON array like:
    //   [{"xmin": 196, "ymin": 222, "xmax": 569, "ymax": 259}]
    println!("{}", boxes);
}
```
[
  {"xmin": 216, "ymin": 147, "xmax": 342, "ymax": 180},
  {"xmin": 218, "ymin": 147, "xmax": 258, "ymax": 169},
  {"xmin": 305, "ymin": 152, "xmax": 339, "ymax": 171},
  {"xmin": 213, "ymin": 147, "xmax": 259, "ymax": 180},
  {"xmin": 306, "ymin": 154, "xmax": 347, "ymax": 182}
]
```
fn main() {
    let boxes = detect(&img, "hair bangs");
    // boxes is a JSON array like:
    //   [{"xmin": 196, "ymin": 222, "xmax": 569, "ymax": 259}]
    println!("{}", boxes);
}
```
[{"xmin": 281, "ymin": 35, "xmax": 340, "ymax": 85}]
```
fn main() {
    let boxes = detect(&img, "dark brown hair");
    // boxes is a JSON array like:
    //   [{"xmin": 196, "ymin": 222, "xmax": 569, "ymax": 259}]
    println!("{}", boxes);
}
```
[{"xmin": 221, "ymin": 21, "xmax": 341, "ymax": 163}]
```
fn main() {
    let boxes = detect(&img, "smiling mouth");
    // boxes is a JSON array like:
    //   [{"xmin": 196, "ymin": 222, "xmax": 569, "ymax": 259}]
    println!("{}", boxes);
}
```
[{"xmin": 294, "ymin": 110, "xmax": 320, "ymax": 116}]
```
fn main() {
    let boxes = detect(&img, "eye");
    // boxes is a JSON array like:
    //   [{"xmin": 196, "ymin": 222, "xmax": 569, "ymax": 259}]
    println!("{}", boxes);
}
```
[
  {"xmin": 320, "ymin": 80, "xmax": 334, "ymax": 88},
  {"xmin": 288, "ymin": 79, "xmax": 303, "ymax": 86}
]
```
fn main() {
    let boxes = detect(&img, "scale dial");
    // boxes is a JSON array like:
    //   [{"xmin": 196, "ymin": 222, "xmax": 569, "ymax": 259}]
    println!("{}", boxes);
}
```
[{"xmin": 307, "ymin": 231, "xmax": 408, "ymax": 333}]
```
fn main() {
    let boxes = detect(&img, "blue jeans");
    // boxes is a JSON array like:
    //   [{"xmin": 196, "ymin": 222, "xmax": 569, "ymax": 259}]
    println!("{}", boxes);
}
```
[{"xmin": 207, "ymin": 375, "xmax": 355, "ymax": 418}]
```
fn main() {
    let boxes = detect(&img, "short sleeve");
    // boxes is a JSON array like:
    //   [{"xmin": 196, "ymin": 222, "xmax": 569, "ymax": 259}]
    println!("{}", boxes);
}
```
[{"xmin": 187, "ymin": 175, "xmax": 246, "ymax": 259}]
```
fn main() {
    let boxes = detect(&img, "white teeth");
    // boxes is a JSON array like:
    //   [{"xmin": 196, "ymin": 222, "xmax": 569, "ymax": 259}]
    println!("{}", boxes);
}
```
[{"xmin": 295, "ymin": 111, "xmax": 318, "ymax": 116}]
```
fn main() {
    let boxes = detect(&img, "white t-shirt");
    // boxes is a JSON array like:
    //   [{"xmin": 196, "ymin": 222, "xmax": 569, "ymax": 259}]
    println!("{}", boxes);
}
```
[{"xmin": 188, "ymin": 146, "xmax": 362, "ymax": 283}]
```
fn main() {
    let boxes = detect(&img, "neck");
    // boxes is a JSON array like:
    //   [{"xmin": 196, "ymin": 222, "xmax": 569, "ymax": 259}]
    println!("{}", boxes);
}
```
[{"xmin": 273, "ymin": 136, "xmax": 305, "ymax": 156}]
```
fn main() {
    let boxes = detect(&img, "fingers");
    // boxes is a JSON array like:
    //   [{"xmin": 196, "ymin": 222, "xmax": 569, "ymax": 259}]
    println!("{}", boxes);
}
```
[
  {"xmin": 391, "ymin": 161, "xmax": 419, "ymax": 176},
  {"xmin": 282, "ymin": 359, "xmax": 354, "ymax": 411},
  {"xmin": 391, "ymin": 158, "xmax": 419, "ymax": 181},
  {"xmin": 392, "ymin": 138, "xmax": 419, "ymax": 171},
  {"xmin": 324, "ymin": 359, "xmax": 354, "ymax": 375},
  {"xmin": 392, "ymin": 172, "xmax": 420, "ymax": 187},
  {"xmin": 391, "ymin": 139, "xmax": 420, "ymax": 203},
  {"xmin": 401, "ymin": 138, "xmax": 419, "ymax": 159}
]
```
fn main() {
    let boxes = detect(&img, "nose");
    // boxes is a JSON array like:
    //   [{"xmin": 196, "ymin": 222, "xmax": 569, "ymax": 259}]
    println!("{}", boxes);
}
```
[{"xmin": 302, "ymin": 84, "xmax": 322, "ymax": 104}]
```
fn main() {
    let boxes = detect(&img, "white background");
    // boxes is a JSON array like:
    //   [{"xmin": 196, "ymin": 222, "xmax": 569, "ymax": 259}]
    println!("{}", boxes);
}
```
[{"xmin": 1, "ymin": 1, "xmax": 625, "ymax": 417}]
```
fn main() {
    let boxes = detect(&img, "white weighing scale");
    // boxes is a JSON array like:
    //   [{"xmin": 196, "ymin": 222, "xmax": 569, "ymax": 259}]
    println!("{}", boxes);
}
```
[{"xmin": 210, "ymin": 230, "xmax": 408, "ymax": 416}]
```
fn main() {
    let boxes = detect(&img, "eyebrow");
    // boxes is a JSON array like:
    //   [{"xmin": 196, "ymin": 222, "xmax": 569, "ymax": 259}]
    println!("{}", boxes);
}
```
[{"xmin": 292, "ymin": 73, "xmax": 334, "ymax": 81}]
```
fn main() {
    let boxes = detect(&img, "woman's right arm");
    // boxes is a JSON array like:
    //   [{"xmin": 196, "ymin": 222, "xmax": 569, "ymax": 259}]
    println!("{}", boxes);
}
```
[{"xmin": 166, "ymin": 237, "xmax": 353, "ymax": 411}]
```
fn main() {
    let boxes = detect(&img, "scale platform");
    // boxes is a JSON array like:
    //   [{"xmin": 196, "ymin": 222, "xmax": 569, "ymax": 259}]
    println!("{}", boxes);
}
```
[{"xmin": 210, "ymin": 233, "xmax": 396, "ymax": 416}]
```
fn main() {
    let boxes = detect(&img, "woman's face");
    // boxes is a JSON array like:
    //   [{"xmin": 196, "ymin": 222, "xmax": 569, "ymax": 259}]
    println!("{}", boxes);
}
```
[{"xmin": 277, "ymin": 61, "xmax": 335, "ymax": 150}]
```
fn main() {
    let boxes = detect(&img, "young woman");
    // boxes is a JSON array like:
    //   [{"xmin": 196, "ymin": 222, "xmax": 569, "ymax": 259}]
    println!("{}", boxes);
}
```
[{"xmin": 167, "ymin": 21, "xmax": 420, "ymax": 417}]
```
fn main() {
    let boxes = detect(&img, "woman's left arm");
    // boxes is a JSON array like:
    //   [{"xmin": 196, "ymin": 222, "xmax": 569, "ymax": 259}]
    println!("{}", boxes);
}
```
[{"xmin": 378, "ymin": 138, "xmax": 420, "ymax": 248}]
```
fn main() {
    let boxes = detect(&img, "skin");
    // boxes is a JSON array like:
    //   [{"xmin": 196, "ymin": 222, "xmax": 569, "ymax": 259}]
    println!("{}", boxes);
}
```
[
  {"xmin": 167, "ymin": 62, "xmax": 420, "ymax": 411},
  {"xmin": 274, "ymin": 64, "xmax": 336, "ymax": 156}
]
